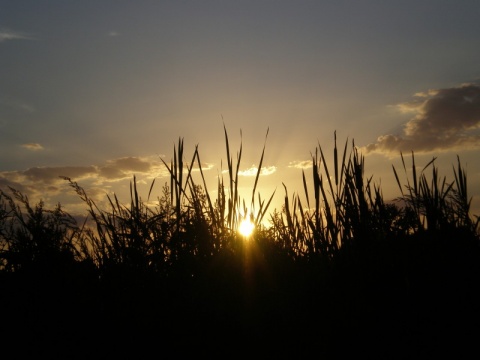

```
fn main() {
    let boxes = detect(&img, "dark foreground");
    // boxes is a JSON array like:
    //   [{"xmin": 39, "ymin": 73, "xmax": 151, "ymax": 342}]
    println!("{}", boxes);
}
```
[{"xmin": 2, "ymin": 232, "xmax": 480, "ymax": 358}]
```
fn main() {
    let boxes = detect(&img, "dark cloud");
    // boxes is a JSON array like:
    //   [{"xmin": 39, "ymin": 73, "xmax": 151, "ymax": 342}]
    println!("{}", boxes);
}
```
[
  {"xmin": 0, "ymin": 176, "xmax": 29, "ymax": 194},
  {"xmin": 98, "ymin": 166, "xmax": 125, "ymax": 180},
  {"xmin": 364, "ymin": 83, "xmax": 480, "ymax": 156},
  {"xmin": 0, "ymin": 174, "xmax": 62, "ymax": 206},
  {"xmin": 99, "ymin": 157, "xmax": 152, "ymax": 180},
  {"xmin": 2, "ymin": 157, "xmax": 156, "ymax": 186},
  {"xmin": 23, "ymin": 166, "xmax": 97, "ymax": 184},
  {"xmin": 0, "ymin": 156, "xmax": 165, "ymax": 217},
  {"xmin": 111, "ymin": 157, "xmax": 152, "ymax": 172}
]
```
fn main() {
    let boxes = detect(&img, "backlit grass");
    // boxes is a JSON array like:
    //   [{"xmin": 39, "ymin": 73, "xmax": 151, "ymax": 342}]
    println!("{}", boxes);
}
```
[{"xmin": 1, "ymin": 127, "xmax": 479, "ymax": 356}]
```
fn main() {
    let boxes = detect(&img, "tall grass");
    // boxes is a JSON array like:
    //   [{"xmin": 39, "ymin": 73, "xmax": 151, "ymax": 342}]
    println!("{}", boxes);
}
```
[
  {"xmin": 2, "ymin": 128, "xmax": 480, "ymax": 356},
  {"xmin": 0, "ymin": 187, "xmax": 82, "ymax": 272},
  {"xmin": 0, "ymin": 125, "xmax": 276, "ymax": 279},
  {"xmin": 392, "ymin": 152, "xmax": 479, "ymax": 235},
  {"xmin": 1, "ymin": 129, "xmax": 478, "ymax": 275},
  {"xmin": 270, "ymin": 132, "xmax": 412, "ymax": 261}
]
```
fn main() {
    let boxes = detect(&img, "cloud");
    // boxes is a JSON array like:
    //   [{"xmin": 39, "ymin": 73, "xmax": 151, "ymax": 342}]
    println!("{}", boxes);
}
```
[
  {"xmin": 108, "ymin": 31, "xmax": 119, "ymax": 37},
  {"xmin": 0, "ymin": 176, "xmax": 30, "ymax": 195},
  {"xmin": 0, "ymin": 29, "xmax": 34, "ymax": 42},
  {"xmin": 99, "ymin": 157, "xmax": 153, "ymax": 180},
  {"xmin": 1, "ymin": 156, "xmax": 163, "ymax": 187},
  {"xmin": 260, "ymin": 166, "xmax": 277, "ymax": 176},
  {"xmin": 21, "ymin": 143, "xmax": 44, "ymax": 151},
  {"xmin": 23, "ymin": 166, "xmax": 98, "ymax": 184},
  {"xmin": 238, "ymin": 165, "xmax": 277, "ymax": 177},
  {"xmin": 0, "ymin": 170, "xmax": 67, "ymax": 206},
  {"xmin": 0, "ymin": 154, "xmax": 277, "ymax": 220},
  {"xmin": 0, "ymin": 156, "xmax": 168, "ymax": 216},
  {"xmin": 288, "ymin": 160, "xmax": 312, "ymax": 169},
  {"xmin": 364, "ymin": 83, "xmax": 480, "ymax": 156}
]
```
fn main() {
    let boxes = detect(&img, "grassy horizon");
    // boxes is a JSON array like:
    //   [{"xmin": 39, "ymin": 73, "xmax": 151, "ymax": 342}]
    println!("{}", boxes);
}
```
[{"xmin": 1, "ymin": 128, "xmax": 479, "ymax": 356}]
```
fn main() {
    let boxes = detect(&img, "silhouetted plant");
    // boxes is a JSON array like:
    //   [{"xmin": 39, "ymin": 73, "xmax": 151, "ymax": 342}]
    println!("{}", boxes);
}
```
[
  {"xmin": 272, "ymin": 132, "xmax": 401, "ymax": 262},
  {"xmin": 2, "ymin": 129, "xmax": 478, "ymax": 277},
  {"xmin": 0, "ymin": 187, "xmax": 81, "ymax": 273},
  {"xmin": 392, "ymin": 151, "xmax": 479, "ymax": 236},
  {"xmin": 2, "ymin": 128, "xmax": 480, "ymax": 357},
  {"xmin": 54, "ymin": 126, "xmax": 277, "ymax": 282}
]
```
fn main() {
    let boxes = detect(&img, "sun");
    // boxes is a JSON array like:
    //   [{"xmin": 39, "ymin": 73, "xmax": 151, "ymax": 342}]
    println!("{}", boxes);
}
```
[{"xmin": 238, "ymin": 217, "xmax": 255, "ymax": 238}]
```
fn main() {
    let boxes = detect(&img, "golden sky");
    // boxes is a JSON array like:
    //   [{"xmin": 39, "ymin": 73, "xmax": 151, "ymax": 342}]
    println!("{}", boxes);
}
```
[{"xmin": 1, "ymin": 1, "xmax": 480, "ymax": 221}]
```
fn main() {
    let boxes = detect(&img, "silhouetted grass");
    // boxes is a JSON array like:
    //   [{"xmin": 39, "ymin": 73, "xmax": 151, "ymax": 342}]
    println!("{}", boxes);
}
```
[{"xmin": 1, "ymin": 128, "xmax": 479, "ymax": 357}]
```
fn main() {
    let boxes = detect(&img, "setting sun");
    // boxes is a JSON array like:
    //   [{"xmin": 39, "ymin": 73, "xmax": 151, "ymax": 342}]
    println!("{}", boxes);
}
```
[{"xmin": 238, "ymin": 217, "xmax": 255, "ymax": 238}]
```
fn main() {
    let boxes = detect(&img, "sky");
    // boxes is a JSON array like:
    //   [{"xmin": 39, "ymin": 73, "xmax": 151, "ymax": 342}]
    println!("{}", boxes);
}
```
[{"xmin": 1, "ymin": 0, "xmax": 480, "ymax": 225}]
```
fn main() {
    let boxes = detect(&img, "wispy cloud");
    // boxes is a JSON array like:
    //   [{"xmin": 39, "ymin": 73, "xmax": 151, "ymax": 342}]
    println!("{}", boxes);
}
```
[
  {"xmin": 108, "ymin": 31, "xmax": 119, "ymax": 37},
  {"xmin": 0, "ymin": 29, "xmax": 34, "ymax": 42},
  {"xmin": 260, "ymin": 166, "xmax": 277, "ymax": 176},
  {"xmin": 363, "ymin": 83, "xmax": 480, "ymax": 156},
  {"xmin": 238, "ymin": 165, "xmax": 277, "ymax": 177},
  {"xmin": 288, "ymin": 160, "xmax": 312, "ymax": 169},
  {"xmin": 22, "ymin": 143, "xmax": 44, "ymax": 151}
]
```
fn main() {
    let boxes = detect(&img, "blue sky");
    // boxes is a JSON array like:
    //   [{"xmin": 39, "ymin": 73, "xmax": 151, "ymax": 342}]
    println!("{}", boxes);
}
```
[{"xmin": 1, "ymin": 1, "xmax": 480, "ymax": 221}]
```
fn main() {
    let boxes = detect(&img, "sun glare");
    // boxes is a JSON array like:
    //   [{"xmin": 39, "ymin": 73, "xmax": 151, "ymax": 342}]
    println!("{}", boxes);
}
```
[{"xmin": 238, "ymin": 217, "xmax": 255, "ymax": 238}]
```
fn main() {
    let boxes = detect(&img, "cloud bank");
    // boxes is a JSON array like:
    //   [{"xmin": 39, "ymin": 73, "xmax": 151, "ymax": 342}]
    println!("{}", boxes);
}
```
[
  {"xmin": 0, "ymin": 156, "xmax": 166, "ymax": 212},
  {"xmin": 364, "ymin": 83, "xmax": 480, "ymax": 156}
]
